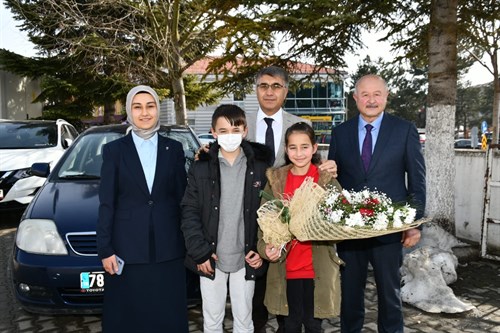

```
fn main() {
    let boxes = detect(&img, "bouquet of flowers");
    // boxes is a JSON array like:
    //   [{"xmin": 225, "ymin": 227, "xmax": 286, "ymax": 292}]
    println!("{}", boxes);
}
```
[
  {"xmin": 257, "ymin": 192, "xmax": 293, "ymax": 250},
  {"xmin": 319, "ymin": 186, "xmax": 417, "ymax": 231},
  {"xmin": 258, "ymin": 177, "xmax": 426, "ymax": 247}
]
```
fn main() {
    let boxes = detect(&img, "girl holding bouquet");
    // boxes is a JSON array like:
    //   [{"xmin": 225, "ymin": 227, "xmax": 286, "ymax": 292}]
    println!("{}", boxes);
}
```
[{"xmin": 257, "ymin": 122, "xmax": 343, "ymax": 333}]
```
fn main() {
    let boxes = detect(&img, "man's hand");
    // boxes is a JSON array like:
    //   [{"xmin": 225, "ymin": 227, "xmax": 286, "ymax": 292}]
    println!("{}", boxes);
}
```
[
  {"xmin": 318, "ymin": 159, "xmax": 338, "ymax": 178},
  {"xmin": 401, "ymin": 228, "xmax": 421, "ymax": 248}
]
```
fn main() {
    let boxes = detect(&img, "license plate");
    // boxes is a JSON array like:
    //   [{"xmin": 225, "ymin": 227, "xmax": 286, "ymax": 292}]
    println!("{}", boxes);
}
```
[{"xmin": 80, "ymin": 271, "xmax": 105, "ymax": 293}]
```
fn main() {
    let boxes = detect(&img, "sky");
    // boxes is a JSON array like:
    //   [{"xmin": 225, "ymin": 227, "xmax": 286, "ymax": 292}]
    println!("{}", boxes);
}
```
[{"xmin": 0, "ymin": 4, "xmax": 494, "ymax": 87}]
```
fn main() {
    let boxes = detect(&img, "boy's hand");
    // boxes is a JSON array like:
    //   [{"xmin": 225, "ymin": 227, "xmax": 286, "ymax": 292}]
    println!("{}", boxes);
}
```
[
  {"xmin": 245, "ymin": 250, "xmax": 263, "ymax": 268},
  {"xmin": 318, "ymin": 159, "xmax": 338, "ymax": 178},
  {"xmin": 197, "ymin": 253, "xmax": 218, "ymax": 275}
]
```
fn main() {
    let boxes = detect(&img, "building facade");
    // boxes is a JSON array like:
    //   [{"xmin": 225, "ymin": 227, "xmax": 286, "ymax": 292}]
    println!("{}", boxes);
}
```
[
  {"xmin": 0, "ymin": 70, "xmax": 42, "ymax": 120},
  {"xmin": 160, "ymin": 60, "xmax": 347, "ymax": 142}
]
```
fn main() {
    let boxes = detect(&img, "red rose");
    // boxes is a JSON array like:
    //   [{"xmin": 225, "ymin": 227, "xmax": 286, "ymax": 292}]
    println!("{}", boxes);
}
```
[
  {"xmin": 364, "ymin": 198, "xmax": 380, "ymax": 207},
  {"xmin": 359, "ymin": 208, "xmax": 374, "ymax": 216}
]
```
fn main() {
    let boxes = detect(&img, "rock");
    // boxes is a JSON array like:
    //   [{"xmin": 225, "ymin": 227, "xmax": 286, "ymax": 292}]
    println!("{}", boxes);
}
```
[
  {"xmin": 419, "ymin": 223, "xmax": 469, "ymax": 251},
  {"xmin": 400, "ymin": 222, "xmax": 477, "ymax": 313},
  {"xmin": 401, "ymin": 246, "xmax": 475, "ymax": 313}
]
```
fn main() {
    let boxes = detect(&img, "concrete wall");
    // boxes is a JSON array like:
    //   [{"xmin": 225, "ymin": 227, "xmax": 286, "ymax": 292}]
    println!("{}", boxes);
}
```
[
  {"xmin": 186, "ymin": 94, "xmax": 260, "ymax": 135},
  {"xmin": 454, "ymin": 149, "xmax": 500, "ymax": 252},
  {"xmin": 455, "ymin": 150, "xmax": 500, "ymax": 252},
  {"xmin": 454, "ymin": 150, "xmax": 486, "ymax": 243},
  {"xmin": 0, "ymin": 71, "xmax": 42, "ymax": 120}
]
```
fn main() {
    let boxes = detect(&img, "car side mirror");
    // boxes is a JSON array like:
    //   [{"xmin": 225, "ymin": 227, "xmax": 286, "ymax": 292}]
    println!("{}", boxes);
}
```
[
  {"xmin": 62, "ymin": 138, "xmax": 73, "ymax": 149},
  {"xmin": 31, "ymin": 163, "xmax": 50, "ymax": 178}
]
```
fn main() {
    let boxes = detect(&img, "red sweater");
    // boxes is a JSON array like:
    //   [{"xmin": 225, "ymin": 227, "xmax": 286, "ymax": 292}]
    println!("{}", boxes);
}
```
[{"xmin": 284, "ymin": 164, "xmax": 319, "ymax": 279}]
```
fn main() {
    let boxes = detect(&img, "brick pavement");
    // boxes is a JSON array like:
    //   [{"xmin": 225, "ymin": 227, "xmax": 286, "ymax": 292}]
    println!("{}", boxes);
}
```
[{"xmin": 1, "ymin": 223, "xmax": 500, "ymax": 333}]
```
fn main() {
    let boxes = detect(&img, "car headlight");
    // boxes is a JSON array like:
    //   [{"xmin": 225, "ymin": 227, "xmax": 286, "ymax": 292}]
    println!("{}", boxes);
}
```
[
  {"xmin": 16, "ymin": 219, "xmax": 68, "ymax": 255},
  {"xmin": 0, "ymin": 168, "xmax": 32, "ymax": 185},
  {"xmin": 13, "ymin": 168, "xmax": 32, "ymax": 180}
]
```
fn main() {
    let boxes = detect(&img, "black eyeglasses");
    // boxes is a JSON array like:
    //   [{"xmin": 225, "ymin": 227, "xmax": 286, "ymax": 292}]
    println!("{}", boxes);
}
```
[{"xmin": 257, "ymin": 83, "xmax": 285, "ymax": 91}]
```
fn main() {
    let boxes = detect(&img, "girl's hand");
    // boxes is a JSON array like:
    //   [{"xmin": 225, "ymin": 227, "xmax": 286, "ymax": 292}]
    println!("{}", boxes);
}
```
[
  {"xmin": 265, "ymin": 244, "xmax": 281, "ymax": 262},
  {"xmin": 102, "ymin": 255, "xmax": 119, "ymax": 275},
  {"xmin": 245, "ymin": 250, "xmax": 263, "ymax": 268}
]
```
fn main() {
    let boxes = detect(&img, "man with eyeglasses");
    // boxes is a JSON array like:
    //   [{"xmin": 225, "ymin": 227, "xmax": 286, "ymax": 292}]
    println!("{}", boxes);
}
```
[
  {"xmin": 248, "ymin": 66, "xmax": 308, "ymax": 168},
  {"xmin": 247, "ymin": 65, "xmax": 338, "ymax": 333}
]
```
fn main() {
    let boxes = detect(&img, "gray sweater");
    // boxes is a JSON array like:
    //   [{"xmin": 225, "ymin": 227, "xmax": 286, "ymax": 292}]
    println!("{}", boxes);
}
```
[{"xmin": 216, "ymin": 151, "xmax": 247, "ymax": 273}]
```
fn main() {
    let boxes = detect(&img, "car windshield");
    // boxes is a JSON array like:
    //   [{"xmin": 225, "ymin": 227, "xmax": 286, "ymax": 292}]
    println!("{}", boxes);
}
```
[
  {"xmin": 0, "ymin": 122, "xmax": 58, "ymax": 149},
  {"xmin": 57, "ymin": 128, "xmax": 198, "ymax": 179}
]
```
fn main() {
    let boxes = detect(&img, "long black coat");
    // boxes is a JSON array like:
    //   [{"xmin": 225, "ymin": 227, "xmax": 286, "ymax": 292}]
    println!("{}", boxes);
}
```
[
  {"xmin": 180, "ymin": 140, "xmax": 271, "ymax": 280},
  {"xmin": 97, "ymin": 133, "xmax": 187, "ymax": 263}
]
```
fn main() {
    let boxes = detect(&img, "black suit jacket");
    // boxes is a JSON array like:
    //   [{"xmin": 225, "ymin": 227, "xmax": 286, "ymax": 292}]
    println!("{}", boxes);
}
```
[
  {"xmin": 328, "ymin": 113, "xmax": 426, "ymax": 243},
  {"xmin": 97, "ymin": 133, "xmax": 187, "ymax": 264}
]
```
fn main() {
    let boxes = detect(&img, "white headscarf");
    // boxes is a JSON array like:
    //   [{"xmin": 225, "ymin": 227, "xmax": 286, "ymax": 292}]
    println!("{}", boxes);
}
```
[{"xmin": 126, "ymin": 85, "xmax": 161, "ymax": 139}]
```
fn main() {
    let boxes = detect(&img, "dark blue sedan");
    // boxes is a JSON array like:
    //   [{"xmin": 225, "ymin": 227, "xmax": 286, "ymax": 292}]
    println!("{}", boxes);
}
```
[{"xmin": 11, "ymin": 124, "xmax": 201, "ymax": 314}]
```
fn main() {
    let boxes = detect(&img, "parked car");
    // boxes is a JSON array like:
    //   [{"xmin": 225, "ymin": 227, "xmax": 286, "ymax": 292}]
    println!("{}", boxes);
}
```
[
  {"xmin": 0, "ymin": 119, "xmax": 78, "ymax": 213},
  {"xmin": 417, "ymin": 128, "xmax": 426, "ymax": 149},
  {"xmin": 454, "ymin": 138, "xmax": 481, "ymax": 149},
  {"xmin": 11, "ymin": 124, "xmax": 200, "ymax": 314},
  {"xmin": 197, "ymin": 132, "xmax": 215, "ymax": 145}
]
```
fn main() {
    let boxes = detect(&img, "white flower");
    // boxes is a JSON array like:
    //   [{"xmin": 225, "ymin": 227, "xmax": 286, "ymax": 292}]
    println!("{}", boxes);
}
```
[
  {"xmin": 345, "ymin": 212, "xmax": 365, "ymax": 227},
  {"xmin": 393, "ymin": 210, "xmax": 404, "ymax": 228},
  {"xmin": 325, "ymin": 192, "xmax": 339, "ymax": 206},
  {"xmin": 373, "ymin": 213, "xmax": 389, "ymax": 230},
  {"xmin": 404, "ymin": 207, "xmax": 417, "ymax": 224},
  {"xmin": 341, "ymin": 189, "xmax": 352, "ymax": 202},
  {"xmin": 352, "ymin": 190, "xmax": 366, "ymax": 203},
  {"xmin": 329, "ymin": 210, "xmax": 343, "ymax": 223}
]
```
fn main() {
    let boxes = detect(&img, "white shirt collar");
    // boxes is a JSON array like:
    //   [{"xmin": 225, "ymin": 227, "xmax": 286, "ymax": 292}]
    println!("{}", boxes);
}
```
[
  {"xmin": 257, "ymin": 108, "xmax": 283, "ymax": 124},
  {"xmin": 131, "ymin": 130, "xmax": 158, "ymax": 147}
]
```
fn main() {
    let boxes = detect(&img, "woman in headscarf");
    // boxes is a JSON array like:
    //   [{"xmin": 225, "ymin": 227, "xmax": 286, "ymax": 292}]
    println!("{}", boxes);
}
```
[{"xmin": 97, "ymin": 85, "xmax": 189, "ymax": 332}]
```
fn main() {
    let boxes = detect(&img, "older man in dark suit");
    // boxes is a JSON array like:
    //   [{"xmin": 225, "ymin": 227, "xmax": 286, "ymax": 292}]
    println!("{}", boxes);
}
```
[{"xmin": 327, "ymin": 74, "xmax": 426, "ymax": 333}]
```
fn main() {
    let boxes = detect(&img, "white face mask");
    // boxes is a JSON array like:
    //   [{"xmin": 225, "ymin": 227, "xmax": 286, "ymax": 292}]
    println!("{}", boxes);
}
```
[{"xmin": 217, "ymin": 133, "xmax": 243, "ymax": 152}]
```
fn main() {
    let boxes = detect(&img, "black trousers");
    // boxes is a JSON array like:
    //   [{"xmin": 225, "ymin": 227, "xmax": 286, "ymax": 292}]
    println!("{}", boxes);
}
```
[
  {"xmin": 284, "ymin": 278, "xmax": 322, "ymax": 333},
  {"xmin": 338, "ymin": 238, "xmax": 404, "ymax": 333}
]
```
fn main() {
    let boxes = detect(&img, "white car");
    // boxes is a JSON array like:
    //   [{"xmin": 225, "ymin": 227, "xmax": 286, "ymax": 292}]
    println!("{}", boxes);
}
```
[
  {"xmin": 0, "ymin": 119, "xmax": 78, "ymax": 213},
  {"xmin": 197, "ymin": 132, "xmax": 216, "ymax": 145}
]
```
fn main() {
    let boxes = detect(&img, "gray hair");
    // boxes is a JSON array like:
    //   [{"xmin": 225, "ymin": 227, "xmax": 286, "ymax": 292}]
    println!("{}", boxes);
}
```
[{"xmin": 255, "ymin": 66, "xmax": 289, "ymax": 87}]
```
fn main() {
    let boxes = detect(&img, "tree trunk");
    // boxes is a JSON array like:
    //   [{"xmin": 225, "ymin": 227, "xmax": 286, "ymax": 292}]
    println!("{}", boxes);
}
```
[
  {"xmin": 172, "ymin": 74, "xmax": 187, "ymax": 125},
  {"xmin": 170, "ymin": 0, "xmax": 187, "ymax": 125},
  {"xmin": 426, "ymin": 0, "xmax": 458, "ymax": 233},
  {"xmin": 103, "ymin": 101, "xmax": 115, "ymax": 124},
  {"xmin": 491, "ymin": 51, "xmax": 499, "ymax": 145}
]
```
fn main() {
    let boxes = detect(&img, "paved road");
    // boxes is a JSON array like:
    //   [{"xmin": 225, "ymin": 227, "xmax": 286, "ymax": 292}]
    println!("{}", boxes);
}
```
[{"xmin": 1, "ymin": 216, "xmax": 500, "ymax": 332}]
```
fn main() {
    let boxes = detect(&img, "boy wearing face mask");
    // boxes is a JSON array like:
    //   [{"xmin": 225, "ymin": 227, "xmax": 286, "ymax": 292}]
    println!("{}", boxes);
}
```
[{"xmin": 181, "ymin": 104, "xmax": 271, "ymax": 333}]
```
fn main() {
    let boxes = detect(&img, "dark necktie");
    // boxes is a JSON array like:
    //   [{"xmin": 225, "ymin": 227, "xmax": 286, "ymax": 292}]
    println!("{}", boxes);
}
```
[
  {"xmin": 361, "ymin": 124, "xmax": 373, "ymax": 172},
  {"xmin": 264, "ymin": 117, "xmax": 275, "ymax": 165}
]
